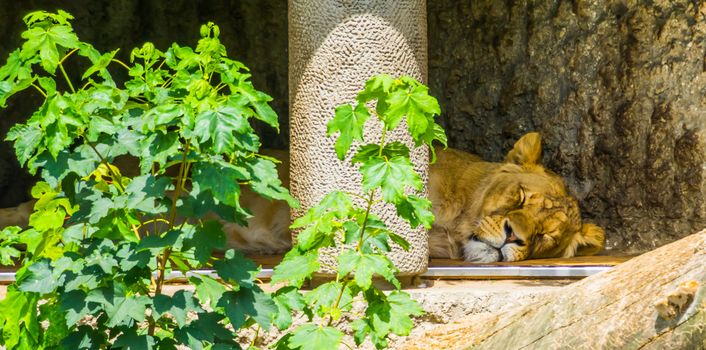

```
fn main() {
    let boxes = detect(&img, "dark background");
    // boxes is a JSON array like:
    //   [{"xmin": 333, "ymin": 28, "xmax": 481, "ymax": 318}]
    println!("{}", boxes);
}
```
[{"xmin": 1, "ymin": 0, "xmax": 704, "ymax": 254}]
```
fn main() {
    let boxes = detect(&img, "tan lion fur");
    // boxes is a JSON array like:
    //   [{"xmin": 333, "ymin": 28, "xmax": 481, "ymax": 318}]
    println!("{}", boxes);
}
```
[
  {"xmin": 0, "ymin": 134, "xmax": 604, "ymax": 261},
  {"xmin": 429, "ymin": 133, "xmax": 604, "ymax": 261}
]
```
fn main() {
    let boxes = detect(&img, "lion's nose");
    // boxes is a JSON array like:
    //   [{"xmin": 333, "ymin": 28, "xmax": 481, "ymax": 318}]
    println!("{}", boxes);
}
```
[{"xmin": 503, "ymin": 221, "xmax": 522, "ymax": 245}]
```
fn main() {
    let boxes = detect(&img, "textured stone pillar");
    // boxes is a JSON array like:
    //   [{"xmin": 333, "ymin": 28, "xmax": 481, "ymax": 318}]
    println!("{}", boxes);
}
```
[{"xmin": 289, "ymin": 0, "xmax": 429, "ymax": 275}]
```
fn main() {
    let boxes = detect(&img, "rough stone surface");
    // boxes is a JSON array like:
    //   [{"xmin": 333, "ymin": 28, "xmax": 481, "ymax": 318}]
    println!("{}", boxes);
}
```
[
  {"xmin": 427, "ymin": 0, "xmax": 706, "ymax": 254},
  {"xmin": 402, "ymin": 230, "xmax": 706, "ymax": 350},
  {"xmin": 288, "ymin": 0, "xmax": 429, "ymax": 275}
]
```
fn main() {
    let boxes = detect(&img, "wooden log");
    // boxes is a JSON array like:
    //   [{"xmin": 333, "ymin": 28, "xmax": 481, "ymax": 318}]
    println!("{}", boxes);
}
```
[{"xmin": 402, "ymin": 230, "xmax": 706, "ymax": 350}]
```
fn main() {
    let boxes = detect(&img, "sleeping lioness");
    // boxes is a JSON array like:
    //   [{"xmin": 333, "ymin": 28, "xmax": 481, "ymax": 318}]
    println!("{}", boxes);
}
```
[
  {"xmin": 0, "ymin": 132, "xmax": 604, "ymax": 262},
  {"xmin": 428, "ymin": 132, "xmax": 605, "ymax": 262}
]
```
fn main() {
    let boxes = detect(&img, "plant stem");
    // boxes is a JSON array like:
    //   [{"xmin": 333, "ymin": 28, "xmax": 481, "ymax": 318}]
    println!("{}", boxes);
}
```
[
  {"xmin": 30, "ymin": 84, "xmax": 47, "ymax": 98},
  {"xmin": 111, "ymin": 59, "xmax": 132, "ymax": 72},
  {"xmin": 58, "ymin": 63, "xmax": 75, "ymax": 93},
  {"xmin": 153, "ymin": 141, "xmax": 190, "ymax": 302},
  {"xmin": 85, "ymin": 141, "xmax": 143, "ymax": 242},
  {"xmin": 86, "ymin": 142, "xmax": 126, "ymax": 193},
  {"xmin": 326, "ymin": 279, "xmax": 350, "ymax": 327},
  {"xmin": 58, "ymin": 48, "xmax": 78, "ymax": 65},
  {"xmin": 169, "ymin": 141, "xmax": 190, "ymax": 225},
  {"xmin": 356, "ymin": 190, "xmax": 377, "ymax": 252},
  {"xmin": 378, "ymin": 128, "xmax": 387, "ymax": 157}
]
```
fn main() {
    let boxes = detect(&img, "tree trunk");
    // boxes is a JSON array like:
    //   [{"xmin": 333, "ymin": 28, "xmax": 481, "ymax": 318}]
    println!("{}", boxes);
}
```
[{"xmin": 402, "ymin": 230, "xmax": 706, "ymax": 350}]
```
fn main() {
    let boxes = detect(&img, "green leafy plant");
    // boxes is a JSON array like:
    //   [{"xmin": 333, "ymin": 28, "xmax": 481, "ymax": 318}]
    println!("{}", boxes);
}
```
[
  {"xmin": 270, "ymin": 74, "xmax": 447, "ymax": 349},
  {"xmin": 0, "ymin": 10, "xmax": 296, "ymax": 349}
]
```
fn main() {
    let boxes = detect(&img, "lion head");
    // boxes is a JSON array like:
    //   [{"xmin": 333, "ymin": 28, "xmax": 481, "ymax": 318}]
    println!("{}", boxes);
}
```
[{"xmin": 429, "ymin": 133, "xmax": 605, "ymax": 262}]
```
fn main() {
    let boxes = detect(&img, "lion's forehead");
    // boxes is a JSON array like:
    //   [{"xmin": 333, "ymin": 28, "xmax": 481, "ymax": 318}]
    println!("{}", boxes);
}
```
[{"xmin": 527, "ymin": 193, "xmax": 582, "ymax": 233}]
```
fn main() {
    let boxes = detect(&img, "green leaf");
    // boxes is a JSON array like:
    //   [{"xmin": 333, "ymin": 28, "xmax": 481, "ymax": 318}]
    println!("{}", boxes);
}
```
[
  {"xmin": 191, "ymin": 161, "xmax": 244, "ymax": 208},
  {"xmin": 290, "ymin": 191, "xmax": 352, "ymax": 229},
  {"xmin": 360, "ymin": 156, "xmax": 422, "ymax": 203},
  {"xmin": 142, "ymin": 103, "xmax": 184, "ymax": 132},
  {"xmin": 37, "ymin": 300, "xmax": 70, "ymax": 347},
  {"xmin": 0, "ymin": 50, "xmax": 27, "ymax": 81},
  {"xmin": 85, "ymin": 283, "xmax": 151, "ymax": 327},
  {"xmin": 326, "ymin": 103, "xmax": 370, "ymax": 160},
  {"xmin": 242, "ymin": 156, "xmax": 298, "ymax": 207},
  {"xmin": 112, "ymin": 327, "xmax": 156, "ymax": 350},
  {"xmin": 174, "ymin": 312, "xmax": 234, "ymax": 348},
  {"xmin": 351, "ymin": 141, "xmax": 410, "ymax": 165},
  {"xmin": 28, "ymin": 191, "xmax": 70, "ymax": 232},
  {"xmin": 356, "ymin": 74, "xmax": 394, "ymax": 104},
  {"xmin": 217, "ymin": 286, "xmax": 276, "ymax": 330},
  {"xmin": 183, "ymin": 220, "xmax": 226, "ymax": 264},
  {"xmin": 135, "ymin": 229, "xmax": 182, "ymax": 251},
  {"xmin": 37, "ymin": 76, "xmax": 56, "ymax": 95},
  {"xmin": 213, "ymin": 249, "xmax": 257, "ymax": 288},
  {"xmin": 382, "ymin": 84, "xmax": 440, "ymax": 139},
  {"xmin": 288, "ymin": 324, "xmax": 344, "ymax": 350},
  {"xmin": 385, "ymin": 291, "xmax": 424, "ymax": 335},
  {"xmin": 0, "ymin": 226, "xmax": 23, "ymax": 266},
  {"xmin": 124, "ymin": 174, "xmax": 172, "ymax": 214},
  {"xmin": 271, "ymin": 287, "xmax": 306, "ymax": 330},
  {"xmin": 304, "ymin": 281, "xmax": 352, "ymax": 317},
  {"xmin": 139, "ymin": 132, "xmax": 180, "ymax": 172},
  {"xmin": 193, "ymin": 100, "xmax": 250, "ymax": 154},
  {"xmin": 395, "ymin": 195, "xmax": 435, "ymax": 229},
  {"xmin": 62, "ymin": 324, "xmax": 107, "ymax": 350},
  {"xmin": 360, "ymin": 289, "xmax": 423, "ymax": 347},
  {"xmin": 190, "ymin": 274, "xmax": 227, "ymax": 309},
  {"xmin": 60, "ymin": 290, "xmax": 93, "ymax": 326},
  {"xmin": 81, "ymin": 49, "xmax": 118, "ymax": 80},
  {"xmin": 337, "ymin": 251, "xmax": 399, "ymax": 289},
  {"xmin": 270, "ymin": 250, "xmax": 319, "ymax": 288},
  {"xmin": 0, "ymin": 286, "xmax": 41, "ymax": 349},
  {"xmin": 17, "ymin": 259, "xmax": 57, "ymax": 294},
  {"xmin": 20, "ymin": 24, "xmax": 80, "ymax": 73},
  {"xmin": 152, "ymin": 290, "xmax": 204, "ymax": 327},
  {"xmin": 0, "ymin": 77, "xmax": 33, "ymax": 108},
  {"xmin": 0, "ymin": 245, "xmax": 21, "ymax": 266},
  {"xmin": 5, "ymin": 124, "xmax": 43, "ymax": 166},
  {"xmin": 32, "ymin": 148, "xmax": 98, "ymax": 187},
  {"xmin": 419, "ymin": 122, "xmax": 447, "ymax": 149},
  {"xmin": 238, "ymin": 84, "xmax": 279, "ymax": 130}
]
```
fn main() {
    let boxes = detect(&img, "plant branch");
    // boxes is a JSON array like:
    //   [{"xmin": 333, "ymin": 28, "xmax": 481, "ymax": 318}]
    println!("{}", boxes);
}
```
[
  {"xmin": 153, "ymin": 141, "xmax": 191, "ymax": 303},
  {"xmin": 30, "ymin": 83, "xmax": 47, "ymax": 98},
  {"xmin": 356, "ymin": 190, "xmax": 377, "ymax": 252},
  {"xmin": 58, "ymin": 48, "xmax": 78, "ymax": 65},
  {"xmin": 58, "ymin": 63, "xmax": 76, "ymax": 93},
  {"xmin": 111, "ymin": 59, "xmax": 132, "ymax": 72},
  {"xmin": 326, "ymin": 279, "xmax": 350, "ymax": 327},
  {"xmin": 86, "ymin": 142, "xmax": 125, "ymax": 193},
  {"xmin": 378, "ymin": 128, "xmax": 388, "ymax": 157}
]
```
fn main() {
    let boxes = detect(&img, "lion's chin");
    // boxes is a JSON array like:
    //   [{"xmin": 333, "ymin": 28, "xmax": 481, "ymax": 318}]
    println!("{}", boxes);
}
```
[{"xmin": 463, "ymin": 240, "xmax": 502, "ymax": 262}]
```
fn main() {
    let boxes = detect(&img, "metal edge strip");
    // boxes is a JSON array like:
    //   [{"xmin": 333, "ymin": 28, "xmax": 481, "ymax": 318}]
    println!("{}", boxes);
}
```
[{"xmin": 0, "ymin": 265, "xmax": 611, "ymax": 283}]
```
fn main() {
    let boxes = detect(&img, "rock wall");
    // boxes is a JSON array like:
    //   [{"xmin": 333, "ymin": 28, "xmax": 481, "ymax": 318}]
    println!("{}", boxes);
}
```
[
  {"xmin": 428, "ymin": 0, "xmax": 706, "ymax": 254},
  {"xmin": 1, "ymin": 0, "xmax": 704, "ymax": 253}
]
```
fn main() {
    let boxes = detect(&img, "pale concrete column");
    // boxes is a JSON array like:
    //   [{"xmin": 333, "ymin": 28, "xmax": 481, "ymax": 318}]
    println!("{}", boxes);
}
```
[{"xmin": 289, "ymin": 0, "xmax": 429, "ymax": 275}]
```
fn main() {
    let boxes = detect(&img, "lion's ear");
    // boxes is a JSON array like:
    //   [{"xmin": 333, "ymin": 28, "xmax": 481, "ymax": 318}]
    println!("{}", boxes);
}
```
[
  {"xmin": 505, "ymin": 132, "xmax": 542, "ymax": 166},
  {"xmin": 565, "ymin": 223, "xmax": 605, "ymax": 257}
]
